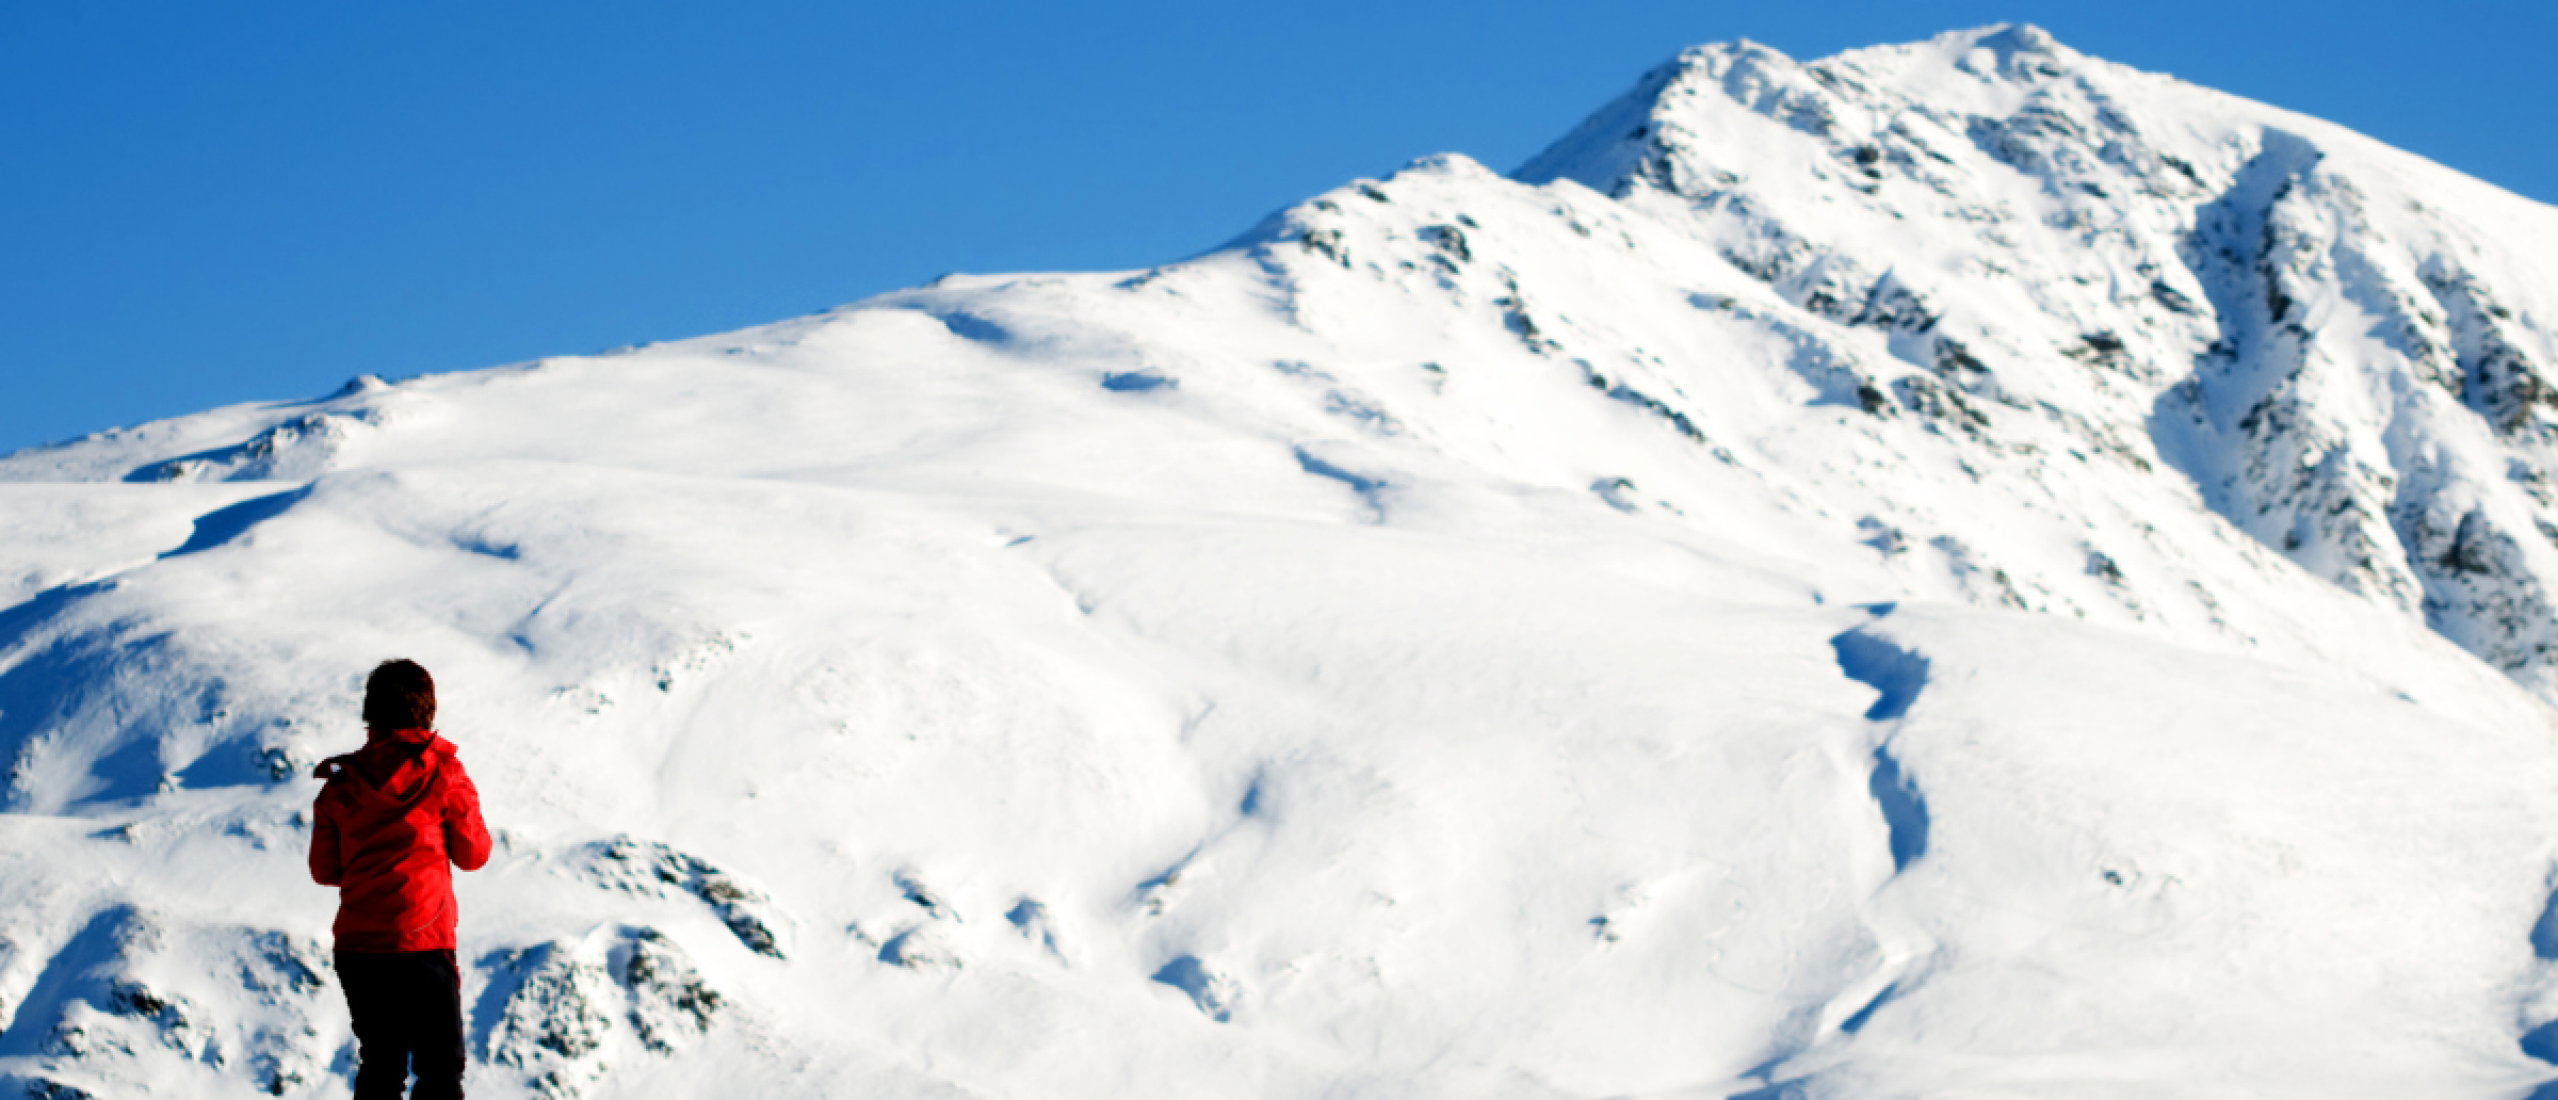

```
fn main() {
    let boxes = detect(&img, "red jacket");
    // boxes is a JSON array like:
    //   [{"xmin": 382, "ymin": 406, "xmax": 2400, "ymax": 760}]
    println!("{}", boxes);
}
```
[{"xmin": 309, "ymin": 727, "xmax": 491, "ymax": 953}]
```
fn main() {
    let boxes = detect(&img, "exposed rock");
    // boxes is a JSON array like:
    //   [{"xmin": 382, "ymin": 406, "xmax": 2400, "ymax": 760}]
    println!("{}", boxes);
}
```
[{"xmin": 584, "ymin": 836, "xmax": 790, "ymax": 959}]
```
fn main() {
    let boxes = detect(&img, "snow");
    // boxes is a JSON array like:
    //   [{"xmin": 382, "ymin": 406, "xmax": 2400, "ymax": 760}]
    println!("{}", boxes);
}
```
[{"xmin": 6, "ymin": 21, "xmax": 2558, "ymax": 1099}]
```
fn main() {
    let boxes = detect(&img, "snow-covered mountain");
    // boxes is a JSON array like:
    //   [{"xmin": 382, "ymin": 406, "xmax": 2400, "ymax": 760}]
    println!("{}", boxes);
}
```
[{"xmin": 6, "ymin": 24, "xmax": 2558, "ymax": 1099}]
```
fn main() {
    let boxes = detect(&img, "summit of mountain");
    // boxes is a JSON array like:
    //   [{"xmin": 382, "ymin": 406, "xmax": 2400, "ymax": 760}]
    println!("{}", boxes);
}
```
[{"xmin": 1498, "ymin": 20, "xmax": 2558, "ymax": 699}]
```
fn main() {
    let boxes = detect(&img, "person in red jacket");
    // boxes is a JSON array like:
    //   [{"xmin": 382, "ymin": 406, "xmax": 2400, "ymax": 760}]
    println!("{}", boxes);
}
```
[{"xmin": 311, "ymin": 659, "xmax": 492, "ymax": 1100}]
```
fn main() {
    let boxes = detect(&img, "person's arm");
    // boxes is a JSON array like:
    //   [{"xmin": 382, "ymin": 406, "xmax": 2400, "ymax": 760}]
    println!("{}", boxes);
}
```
[
  {"xmin": 308, "ymin": 796, "xmax": 344, "ymax": 886},
  {"xmin": 444, "ymin": 763, "xmax": 493, "ymax": 872}
]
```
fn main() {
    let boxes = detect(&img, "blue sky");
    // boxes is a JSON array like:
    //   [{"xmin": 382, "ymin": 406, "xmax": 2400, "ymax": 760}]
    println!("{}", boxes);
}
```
[{"xmin": 4, "ymin": 1, "xmax": 2550, "ymax": 455}]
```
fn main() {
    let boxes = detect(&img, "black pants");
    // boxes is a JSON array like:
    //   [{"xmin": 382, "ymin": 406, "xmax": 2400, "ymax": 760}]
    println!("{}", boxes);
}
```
[{"xmin": 337, "ymin": 948, "xmax": 466, "ymax": 1100}]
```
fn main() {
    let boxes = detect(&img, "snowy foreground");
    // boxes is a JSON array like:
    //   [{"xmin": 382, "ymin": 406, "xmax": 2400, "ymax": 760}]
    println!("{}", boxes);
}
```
[{"xmin": 9, "ymin": 23, "xmax": 2558, "ymax": 1099}]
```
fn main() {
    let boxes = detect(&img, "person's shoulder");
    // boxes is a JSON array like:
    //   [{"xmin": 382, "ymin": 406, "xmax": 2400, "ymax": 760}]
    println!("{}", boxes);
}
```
[
  {"xmin": 431, "ymin": 737, "xmax": 475, "ymax": 776},
  {"xmin": 311, "ymin": 773, "xmax": 358, "ymax": 815},
  {"xmin": 312, "ymin": 755, "xmax": 359, "ymax": 792}
]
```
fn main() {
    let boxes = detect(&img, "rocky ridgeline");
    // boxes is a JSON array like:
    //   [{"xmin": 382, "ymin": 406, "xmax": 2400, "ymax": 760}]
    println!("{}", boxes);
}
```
[{"xmin": 1504, "ymin": 24, "xmax": 2558, "ymax": 697}]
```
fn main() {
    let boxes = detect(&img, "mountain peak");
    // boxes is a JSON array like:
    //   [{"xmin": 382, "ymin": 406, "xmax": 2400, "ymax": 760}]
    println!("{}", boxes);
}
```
[
  {"xmin": 1947, "ymin": 22, "xmax": 2082, "ymax": 81},
  {"xmin": 1516, "ymin": 24, "xmax": 2106, "ymax": 199},
  {"xmin": 1986, "ymin": 21, "xmax": 2056, "ymax": 48},
  {"xmin": 1504, "ymin": 20, "xmax": 2558, "ymax": 706},
  {"xmin": 1968, "ymin": 21, "xmax": 2064, "ymax": 59}
]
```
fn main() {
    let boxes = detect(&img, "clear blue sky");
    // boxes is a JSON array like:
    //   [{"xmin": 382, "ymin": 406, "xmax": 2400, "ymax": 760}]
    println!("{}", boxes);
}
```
[{"xmin": 4, "ymin": 1, "xmax": 2549, "ymax": 455}]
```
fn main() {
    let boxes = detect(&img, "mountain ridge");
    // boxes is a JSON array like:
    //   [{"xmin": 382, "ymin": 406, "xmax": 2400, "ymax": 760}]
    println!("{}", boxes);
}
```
[{"xmin": 1501, "ymin": 21, "xmax": 2558, "ymax": 698}]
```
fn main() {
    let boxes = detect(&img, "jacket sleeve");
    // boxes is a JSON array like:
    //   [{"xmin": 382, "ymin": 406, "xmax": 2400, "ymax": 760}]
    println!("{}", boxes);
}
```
[
  {"xmin": 444, "ymin": 761, "xmax": 493, "ymax": 872},
  {"xmin": 308, "ymin": 793, "xmax": 344, "ymax": 886}
]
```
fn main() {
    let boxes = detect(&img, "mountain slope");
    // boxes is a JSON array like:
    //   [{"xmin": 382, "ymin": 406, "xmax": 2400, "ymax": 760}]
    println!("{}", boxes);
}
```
[{"xmin": 4, "ymin": 23, "xmax": 2558, "ymax": 1100}]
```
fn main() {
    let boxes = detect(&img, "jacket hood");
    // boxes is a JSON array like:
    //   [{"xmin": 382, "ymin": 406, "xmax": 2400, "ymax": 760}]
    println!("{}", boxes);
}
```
[{"xmin": 314, "ymin": 728, "xmax": 452, "ymax": 810}]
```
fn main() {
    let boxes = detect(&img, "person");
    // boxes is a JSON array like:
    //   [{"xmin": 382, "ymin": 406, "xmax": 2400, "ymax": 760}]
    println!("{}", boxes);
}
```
[{"xmin": 310, "ymin": 659, "xmax": 492, "ymax": 1100}]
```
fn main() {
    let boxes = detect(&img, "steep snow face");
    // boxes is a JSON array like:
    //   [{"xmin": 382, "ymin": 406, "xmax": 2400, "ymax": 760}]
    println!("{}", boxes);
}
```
[
  {"xmin": 6, "ymin": 23, "xmax": 2558, "ymax": 1100},
  {"xmin": 1516, "ymin": 23, "xmax": 2558, "ymax": 698}
]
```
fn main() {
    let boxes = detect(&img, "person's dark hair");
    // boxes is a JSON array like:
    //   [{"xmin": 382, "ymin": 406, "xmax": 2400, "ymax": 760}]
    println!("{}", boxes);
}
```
[{"xmin": 363, "ymin": 659, "xmax": 436, "ymax": 731}]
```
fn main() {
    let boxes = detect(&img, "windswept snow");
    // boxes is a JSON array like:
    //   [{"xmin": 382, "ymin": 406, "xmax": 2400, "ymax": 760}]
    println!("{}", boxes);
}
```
[{"xmin": 6, "ymin": 23, "xmax": 2558, "ymax": 1099}]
